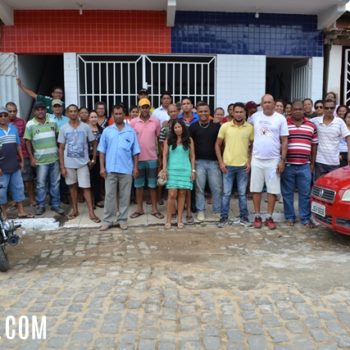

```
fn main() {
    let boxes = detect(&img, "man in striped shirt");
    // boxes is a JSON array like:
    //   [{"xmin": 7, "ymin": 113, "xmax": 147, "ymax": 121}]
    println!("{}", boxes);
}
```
[
  {"xmin": 24, "ymin": 102, "xmax": 65, "ymax": 216},
  {"xmin": 281, "ymin": 100, "xmax": 318, "ymax": 227}
]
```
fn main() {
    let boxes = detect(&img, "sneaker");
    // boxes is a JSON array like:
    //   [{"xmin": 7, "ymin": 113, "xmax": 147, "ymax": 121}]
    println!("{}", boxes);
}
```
[
  {"xmin": 239, "ymin": 217, "xmax": 251, "ymax": 227},
  {"xmin": 232, "ymin": 216, "xmax": 241, "ymax": 224},
  {"xmin": 212, "ymin": 212, "xmax": 221, "ymax": 220},
  {"xmin": 217, "ymin": 218, "xmax": 229, "ymax": 228},
  {"xmin": 51, "ymin": 206, "xmax": 65, "ymax": 215},
  {"xmin": 197, "ymin": 211, "xmax": 205, "ymax": 221},
  {"xmin": 119, "ymin": 222, "xmax": 128, "ymax": 230},
  {"xmin": 35, "ymin": 206, "xmax": 45, "ymax": 216},
  {"xmin": 253, "ymin": 216, "xmax": 263, "ymax": 229},
  {"xmin": 265, "ymin": 217, "xmax": 277, "ymax": 230},
  {"xmin": 100, "ymin": 224, "xmax": 111, "ymax": 231}
]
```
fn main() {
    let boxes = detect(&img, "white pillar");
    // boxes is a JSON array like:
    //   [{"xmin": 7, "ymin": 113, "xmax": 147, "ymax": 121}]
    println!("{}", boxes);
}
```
[{"xmin": 64, "ymin": 53, "xmax": 78, "ymax": 106}]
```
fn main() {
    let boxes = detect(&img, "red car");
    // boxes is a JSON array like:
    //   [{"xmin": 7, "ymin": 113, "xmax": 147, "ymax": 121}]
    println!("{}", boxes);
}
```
[{"xmin": 311, "ymin": 166, "xmax": 350, "ymax": 235}]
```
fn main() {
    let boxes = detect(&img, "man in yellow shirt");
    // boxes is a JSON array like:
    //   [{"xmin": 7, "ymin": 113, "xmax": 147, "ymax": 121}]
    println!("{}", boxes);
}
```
[{"xmin": 215, "ymin": 102, "xmax": 254, "ymax": 227}]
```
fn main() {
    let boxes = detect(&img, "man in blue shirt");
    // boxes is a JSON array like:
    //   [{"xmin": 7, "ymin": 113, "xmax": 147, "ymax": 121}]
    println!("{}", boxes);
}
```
[
  {"xmin": 98, "ymin": 104, "xmax": 140, "ymax": 231},
  {"xmin": 49, "ymin": 99, "xmax": 69, "ymax": 130}
]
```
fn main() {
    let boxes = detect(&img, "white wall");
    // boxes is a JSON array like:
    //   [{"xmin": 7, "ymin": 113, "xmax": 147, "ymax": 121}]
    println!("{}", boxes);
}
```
[
  {"xmin": 64, "ymin": 53, "xmax": 78, "ymax": 106},
  {"xmin": 327, "ymin": 45, "xmax": 342, "ymax": 101},
  {"xmin": 216, "ymin": 54, "xmax": 266, "ymax": 110},
  {"xmin": 310, "ymin": 57, "xmax": 324, "ymax": 102}
]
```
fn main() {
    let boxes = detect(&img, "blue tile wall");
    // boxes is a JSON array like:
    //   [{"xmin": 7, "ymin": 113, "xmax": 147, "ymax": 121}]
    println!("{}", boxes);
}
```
[{"xmin": 172, "ymin": 12, "xmax": 323, "ymax": 57}]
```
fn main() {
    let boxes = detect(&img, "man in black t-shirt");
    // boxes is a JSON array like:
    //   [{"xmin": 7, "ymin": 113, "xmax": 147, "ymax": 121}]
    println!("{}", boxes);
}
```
[{"xmin": 189, "ymin": 102, "xmax": 222, "ymax": 221}]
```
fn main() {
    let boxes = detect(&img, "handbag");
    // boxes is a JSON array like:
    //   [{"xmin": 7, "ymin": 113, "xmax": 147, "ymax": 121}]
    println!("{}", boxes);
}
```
[{"xmin": 157, "ymin": 170, "xmax": 167, "ymax": 186}]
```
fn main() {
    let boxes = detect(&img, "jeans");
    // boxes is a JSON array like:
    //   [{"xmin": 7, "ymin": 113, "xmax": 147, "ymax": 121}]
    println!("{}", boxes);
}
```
[
  {"xmin": 103, "ymin": 172, "xmax": 132, "ymax": 226},
  {"xmin": 281, "ymin": 163, "xmax": 312, "ymax": 224},
  {"xmin": 314, "ymin": 162, "xmax": 338, "ymax": 180},
  {"xmin": 221, "ymin": 166, "xmax": 248, "ymax": 220},
  {"xmin": 36, "ymin": 161, "xmax": 61, "ymax": 208},
  {"xmin": 0, "ymin": 170, "xmax": 25, "ymax": 205},
  {"xmin": 195, "ymin": 160, "xmax": 222, "ymax": 213}
]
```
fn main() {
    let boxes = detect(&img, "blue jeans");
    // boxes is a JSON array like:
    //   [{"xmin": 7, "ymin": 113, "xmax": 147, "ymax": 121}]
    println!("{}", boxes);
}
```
[
  {"xmin": 314, "ymin": 162, "xmax": 338, "ymax": 180},
  {"xmin": 36, "ymin": 161, "xmax": 61, "ymax": 208},
  {"xmin": 195, "ymin": 160, "xmax": 222, "ymax": 213},
  {"xmin": 281, "ymin": 163, "xmax": 312, "ymax": 224},
  {"xmin": 0, "ymin": 170, "xmax": 25, "ymax": 205},
  {"xmin": 221, "ymin": 166, "xmax": 248, "ymax": 219}
]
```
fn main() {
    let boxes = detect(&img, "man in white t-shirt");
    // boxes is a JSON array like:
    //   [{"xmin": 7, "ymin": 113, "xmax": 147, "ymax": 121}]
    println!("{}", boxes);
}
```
[
  {"xmin": 312, "ymin": 99, "xmax": 350, "ymax": 179},
  {"xmin": 249, "ymin": 94, "xmax": 289, "ymax": 230},
  {"xmin": 152, "ymin": 91, "xmax": 172, "ymax": 127}
]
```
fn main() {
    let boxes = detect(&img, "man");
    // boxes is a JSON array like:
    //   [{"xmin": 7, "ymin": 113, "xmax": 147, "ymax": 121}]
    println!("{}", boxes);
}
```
[
  {"xmin": 138, "ymin": 89, "xmax": 155, "ymax": 113},
  {"xmin": 215, "ymin": 102, "xmax": 254, "ymax": 227},
  {"xmin": 24, "ymin": 102, "xmax": 65, "ymax": 216},
  {"xmin": 189, "ymin": 102, "xmax": 221, "ymax": 221},
  {"xmin": 98, "ymin": 104, "xmax": 140, "ymax": 231},
  {"xmin": 314, "ymin": 100, "xmax": 324, "ymax": 117},
  {"xmin": 58, "ymin": 104, "xmax": 100, "ymax": 223},
  {"xmin": 281, "ymin": 100, "xmax": 318, "ymax": 228},
  {"xmin": 178, "ymin": 97, "xmax": 199, "ymax": 127},
  {"xmin": 130, "ymin": 98, "xmax": 163, "ymax": 219},
  {"xmin": 17, "ymin": 79, "xmax": 64, "ymax": 114},
  {"xmin": 0, "ymin": 107, "xmax": 32, "ymax": 219},
  {"xmin": 159, "ymin": 104, "xmax": 179, "ymax": 146},
  {"xmin": 249, "ymin": 94, "xmax": 289, "ymax": 230},
  {"xmin": 312, "ymin": 99, "xmax": 350, "ymax": 179},
  {"xmin": 49, "ymin": 99, "xmax": 69, "ymax": 130},
  {"xmin": 6, "ymin": 102, "xmax": 35, "ymax": 207},
  {"xmin": 303, "ymin": 98, "xmax": 315, "ymax": 119},
  {"xmin": 152, "ymin": 91, "xmax": 172, "ymax": 127}
]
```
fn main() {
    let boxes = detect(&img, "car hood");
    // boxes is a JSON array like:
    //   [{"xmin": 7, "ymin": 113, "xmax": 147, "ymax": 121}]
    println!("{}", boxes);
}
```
[{"xmin": 315, "ymin": 166, "xmax": 350, "ymax": 190}]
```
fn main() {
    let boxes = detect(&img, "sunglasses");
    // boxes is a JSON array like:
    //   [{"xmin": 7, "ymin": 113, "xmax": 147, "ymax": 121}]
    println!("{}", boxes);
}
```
[
  {"xmin": 315, "ymin": 106, "xmax": 323, "ymax": 109},
  {"xmin": 324, "ymin": 107, "xmax": 335, "ymax": 110}
]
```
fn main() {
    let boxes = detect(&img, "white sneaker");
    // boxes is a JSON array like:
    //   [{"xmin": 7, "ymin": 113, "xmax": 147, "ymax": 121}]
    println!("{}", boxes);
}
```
[
  {"xmin": 212, "ymin": 212, "xmax": 221, "ymax": 220},
  {"xmin": 197, "ymin": 211, "xmax": 205, "ymax": 221}
]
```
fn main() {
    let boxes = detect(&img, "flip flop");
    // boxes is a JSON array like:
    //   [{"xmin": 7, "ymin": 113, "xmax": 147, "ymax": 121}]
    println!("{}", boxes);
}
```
[
  {"xmin": 67, "ymin": 211, "xmax": 79, "ymax": 220},
  {"xmin": 18, "ymin": 213, "xmax": 34, "ymax": 218},
  {"xmin": 151, "ymin": 212, "xmax": 164, "ymax": 219},
  {"xmin": 89, "ymin": 216, "xmax": 101, "ymax": 223},
  {"xmin": 177, "ymin": 222, "xmax": 184, "ymax": 229},
  {"xmin": 164, "ymin": 222, "xmax": 171, "ymax": 230},
  {"xmin": 130, "ymin": 211, "xmax": 145, "ymax": 219},
  {"xmin": 286, "ymin": 220, "xmax": 295, "ymax": 226}
]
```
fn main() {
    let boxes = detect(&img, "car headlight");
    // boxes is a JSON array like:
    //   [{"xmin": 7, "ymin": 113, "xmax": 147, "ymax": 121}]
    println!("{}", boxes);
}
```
[{"xmin": 342, "ymin": 190, "xmax": 350, "ymax": 201}]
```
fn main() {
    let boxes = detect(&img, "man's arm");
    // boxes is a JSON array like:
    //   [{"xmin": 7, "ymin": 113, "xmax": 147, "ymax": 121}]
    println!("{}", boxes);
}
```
[
  {"xmin": 25, "ymin": 139, "xmax": 36, "ymax": 167},
  {"xmin": 99, "ymin": 152, "xmax": 106, "ymax": 178},
  {"xmin": 310, "ymin": 144, "xmax": 317, "ymax": 173},
  {"xmin": 215, "ymin": 137, "xmax": 227, "ymax": 174},
  {"xmin": 17, "ymin": 78, "xmax": 38, "ymax": 99},
  {"xmin": 278, "ymin": 135, "xmax": 288, "ymax": 174},
  {"xmin": 58, "ymin": 143, "xmax": 67, "ymax": 177},
  {"xmin": 16, "ymin": 145, "xmax": 24, "ymax": 170},
  {"xmin": 133, "ymin": 154, "xmax": 139, "ymax": 178}
]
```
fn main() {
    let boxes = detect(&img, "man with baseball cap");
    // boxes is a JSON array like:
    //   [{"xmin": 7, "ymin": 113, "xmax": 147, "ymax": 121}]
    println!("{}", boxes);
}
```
[
  {"xmin": 49, "ymin": 99, "xmax": 68, "ymax": 130},
  {"xmin": 130, "ymin": 98, "xmax": 163, "ymax": 220}
]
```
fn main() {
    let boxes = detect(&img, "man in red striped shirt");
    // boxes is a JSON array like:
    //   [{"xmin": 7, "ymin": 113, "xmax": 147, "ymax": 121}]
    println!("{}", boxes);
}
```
[{"xmin": 281, "ymin": 100, "xmax": 318, "ymax": 228}]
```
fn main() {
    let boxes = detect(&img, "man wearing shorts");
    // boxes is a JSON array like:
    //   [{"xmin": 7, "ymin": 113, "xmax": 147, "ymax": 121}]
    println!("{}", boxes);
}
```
[
  {"xmin": 130, "ymin": 98, "xmax": 163, "ymax": 219},
  {"xmin": 58, "ymin": 104, "xmax": 100, "ymax": 223},
  {"xmin": 249, "ymin": 94, "xmax": 289, "ymax": 230}
]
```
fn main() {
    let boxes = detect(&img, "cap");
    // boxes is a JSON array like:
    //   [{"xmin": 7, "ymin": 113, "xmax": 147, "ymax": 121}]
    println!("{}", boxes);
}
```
[
  {"xmin": 0, "ymin": 107, "xmax": 9, "ymax": 114},
  {"xmin": 138, "ymin": 88, "xmax": 149, "ymax": 95},
  {"xmin": 245, "ymin": 101, "xmax": 259, "ymax": 110},
  {"xmin": 33, "ymin": 101, "xmax": 47, "ymax": 110},
  {"xmin": 52, "ymin": 99, "xmax": 63, "ymax": 106},
  {"xmin": 139, "ymin": 98, "xmax": 151, "ymax": 107}
]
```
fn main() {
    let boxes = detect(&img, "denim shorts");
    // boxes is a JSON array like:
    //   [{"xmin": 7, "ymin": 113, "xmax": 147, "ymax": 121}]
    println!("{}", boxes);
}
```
[
  {"xmin": 0, "ymin": 169, "xmax": 25, "ymax": 204},
  {"xmin": 134, "ymin": 160, "xmax": 158, "ymax": 189}
]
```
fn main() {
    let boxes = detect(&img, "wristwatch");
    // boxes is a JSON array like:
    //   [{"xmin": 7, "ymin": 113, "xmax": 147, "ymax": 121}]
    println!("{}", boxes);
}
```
[
  {"xmin": 90, "ymin": 159, "xmax": 96, "ymax": 164},
  {"xmin": 192, "ymin": 169, "xmax": 196, "ymax": 173}
]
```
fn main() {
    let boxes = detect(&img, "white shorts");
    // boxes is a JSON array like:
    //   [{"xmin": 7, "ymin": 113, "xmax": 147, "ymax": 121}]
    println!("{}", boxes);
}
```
[
  {"xmin": 250, "ymin": 157, "xmax": 281, "ymax": 194},
  {"xmin": 65, "ymin": 165, "xmax": 91, "ymax": 188}
]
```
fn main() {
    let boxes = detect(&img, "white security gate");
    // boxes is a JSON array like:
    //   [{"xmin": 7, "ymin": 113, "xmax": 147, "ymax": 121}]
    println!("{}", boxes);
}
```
[
  {"xmin": 344, "ymin": 49, "xmax": 350, "ymax": 106},
  {"xmin": 77, "ymin": 54, "xmax": 215, "ymax": 113},
  {"xmin": 0, "ymin": 53, "xmax": 19, "ymax": 112},
  {"xmin": 291, "ymin": 58, "xmax": 312, "ymax": 101}
]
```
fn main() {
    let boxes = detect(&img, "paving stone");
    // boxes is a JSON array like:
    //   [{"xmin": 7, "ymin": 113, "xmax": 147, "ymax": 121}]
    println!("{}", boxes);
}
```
[
  {"xmin": 268, "ymin": 328, "xmax": 289, "ymax": 343},
  {"xmin": 248, "ymin": 335, "xmax": 268, "ymax": 350},
  {"xmin": 337, "ymin": 335, "xmax": 350, "ymax": 348},
  {"xmin": 286, "ymin": 321, "xmax": 304, "ymax": 334},
  {"xmin": 139, "ymin": 339, "xmax": 156, "ymax": 350},
  {"xmin": 244, "ymin": 322, "xmax": 264, "ymax": 335},
  {"xmin": 203, "ymin": 336, "xmax": 220, "ymax": 349}
]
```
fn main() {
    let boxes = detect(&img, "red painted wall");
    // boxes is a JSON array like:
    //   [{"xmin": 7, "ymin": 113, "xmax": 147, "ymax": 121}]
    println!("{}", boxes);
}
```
[{"xmin": 0, "ymin": 10, "xmax": 171, "ymax": 53}]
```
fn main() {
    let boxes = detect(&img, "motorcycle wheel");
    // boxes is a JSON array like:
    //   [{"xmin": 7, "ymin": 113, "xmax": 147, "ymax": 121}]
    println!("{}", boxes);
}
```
[{"xmin": 0, "ymin": 246, "xmax": 9, "ymax": 272}]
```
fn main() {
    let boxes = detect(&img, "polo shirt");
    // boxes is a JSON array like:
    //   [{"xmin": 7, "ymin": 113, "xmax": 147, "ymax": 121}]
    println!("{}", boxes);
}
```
[
  {"xmin": 178, "ymin": 112, "xmax": 199, "ymax": 127},
  {"xmin": 0, "ymin": 124, "xmax": 20, "ymax": 173},
  {"xmin": 97, "ymin": 123, "xmax": 140, "ymax": 175},
  {"xmin": 217, "ymin": 121, "xmax": 254, "ymax": 166},
  {"xmin": 130, "ymin": 116, "xmax": 160, "ymax": 161},
  {"xmin": 286, "ymin": 117, "xmax": 318, "ymax": 165},
  {"xmin": 24, "ymin": 117, "xmax": 58, "ymax": 165},
  {"xmin": 152, "ymin": 106, "xmax": 170, "ymax": 126},
  {"xmin": 49, "ymin": 114, "xmax": 69, "ymax": 130},
  {"xmin": 312, "ymin": 116, "xmax": 350, "ymax": 165},
  {"xmin": 10, "ymin": 116, "xmax": 28, "ymax": 158},
  {"xmin": 36, "ymin": 95, "xmax": 65, "ymax": 115}
]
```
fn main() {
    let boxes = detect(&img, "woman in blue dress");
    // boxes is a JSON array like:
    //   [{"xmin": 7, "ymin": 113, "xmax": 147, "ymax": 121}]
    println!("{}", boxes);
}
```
[{"xmin": 161, "ymin": 120, "xmax": 195, "ymax": 229}]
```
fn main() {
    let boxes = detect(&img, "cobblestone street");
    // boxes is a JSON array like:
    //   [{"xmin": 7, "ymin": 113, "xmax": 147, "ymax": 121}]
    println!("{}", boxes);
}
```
[{"xmin": 1, "ymin": 222, "xmax": 350, "ymax": 350}]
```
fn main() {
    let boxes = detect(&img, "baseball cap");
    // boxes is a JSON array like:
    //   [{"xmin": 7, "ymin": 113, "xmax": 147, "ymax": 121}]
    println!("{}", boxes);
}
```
[
  {"xmin": 245, "ymin": 101, "xmax": 259, "ymax": 110},
  {"xmin": 0, "ymin": 107, "xmax": 9, "ymax": 114},
  {"xmin": 52, "ymin": 99, "xmax": 63, "ymax": 106},
  {"xmin": 138, "ymin": 88, "xmax": 149, "ymax": 95},
  {"xmin": 139, "ymin": 98, "xmax": 151, "ymax": 107},
  {"xmin": 33, "ymin": 101, "xmax": 47, "ymax": 110}
]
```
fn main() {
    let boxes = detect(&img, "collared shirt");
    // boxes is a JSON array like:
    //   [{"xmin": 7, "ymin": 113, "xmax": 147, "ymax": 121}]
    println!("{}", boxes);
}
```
[
  {"xmin": 152, "ymin": 105, "xmax": 170, "ymax": 126},
  {"xmin": 286, "ymin": 117, "xmax": 318, "ymax": 165},
  {"xmin": 312, "ymin": 116, "xmax": 350, "ymax": 165},
  {"xmin": 97, "ymin": 123, "xmax": 140, "ymax": 175},
  {"xmin": 24, "ymin": 117, "xmax": 58, "ymax": 164},
  {"xmin": 218, "ymin": 121, "xmax": 254, "ymax": 166},
  {"xmin": 49, "ymin": 114, "xmax": 69, "ymax": 130},
  {"xmin": 10, "ymin": 116, "xmax": 28, "ymax": 158},
  {"xmin": 0, "ymin": 124, "xmax": 20, "ymax": 173},
  {"xmin": 130, "ymin": 116, "xmax": 160, "ymax": 161},
  {"xmin": 36, "ymin": 95, "xmax": 65, "ymax": 114},
  {"xmin": 178, "ymin": 112, "xmax": 199, "ymax": 127}
]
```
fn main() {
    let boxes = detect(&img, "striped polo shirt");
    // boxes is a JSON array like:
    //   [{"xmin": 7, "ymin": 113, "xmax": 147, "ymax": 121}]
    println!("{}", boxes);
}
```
[
  {"xmin": 312, "ymin": 116, "xmax": 350, "ymax": 166},
  {"xmin": 0, "ymin": 124, "xmax": 20, "ymax": 173},
  {"xmin": 286, "ymin": 117, "xmax": 318, "ymax": 165},
  {"xmin": 24, "ymin": 117, "xmax": 58, "ymax": 164}
]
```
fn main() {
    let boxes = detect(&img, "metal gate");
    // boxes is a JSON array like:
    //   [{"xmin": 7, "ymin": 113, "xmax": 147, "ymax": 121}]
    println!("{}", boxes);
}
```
[
  {"xmin": 77, "ymin": 54, "xmax": 215, "ymax": 113},
  {"xmin": 344, "ymin": 49, "xmax": 350, "ymax": 106},
  {"xmin": 291, "ymin": 58, "xmax": 312, "ymax": 101}
]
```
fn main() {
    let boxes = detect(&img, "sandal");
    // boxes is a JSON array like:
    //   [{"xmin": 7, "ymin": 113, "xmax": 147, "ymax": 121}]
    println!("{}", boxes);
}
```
[
  {"xmin": 164, "ymin": 222, "xmax": 171, "ymax": 230},
  {"xmin": 303, "ymin": 222, "xmax": 315, "ymax": 229},
  {"xmin": 130, "ymin": 211, "xmax": 145, "ymax": 219},
  {"xmin": 286, "ymin": 220, "xmax": 295, "ymax": 226},
  {"xmin": 186, "ymin": 215, "xmax": 194, "ymax": 225},
  {"xmin": 18, "ymin": 213, "xmax": 34, "ymax": 218},
  {"xmin": 67, "ymin": 211, "xmax": 79, "ymax": 220},
  {"xmin": 151, "ymin": 212, "xmax": 164, "ymax": 219},
  {"xmin": 89, "ymin": 216, "xmax": 101, "ymax": 223},
  {"xmin": 177, "ymin": 222, "xmax": 184, "ymax": 229}
]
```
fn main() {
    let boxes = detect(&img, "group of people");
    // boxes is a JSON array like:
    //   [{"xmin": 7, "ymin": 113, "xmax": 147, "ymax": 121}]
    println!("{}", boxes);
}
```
[{"xmin": 0, "ymin": 81, "xmax": 349, "ymax": 232}]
